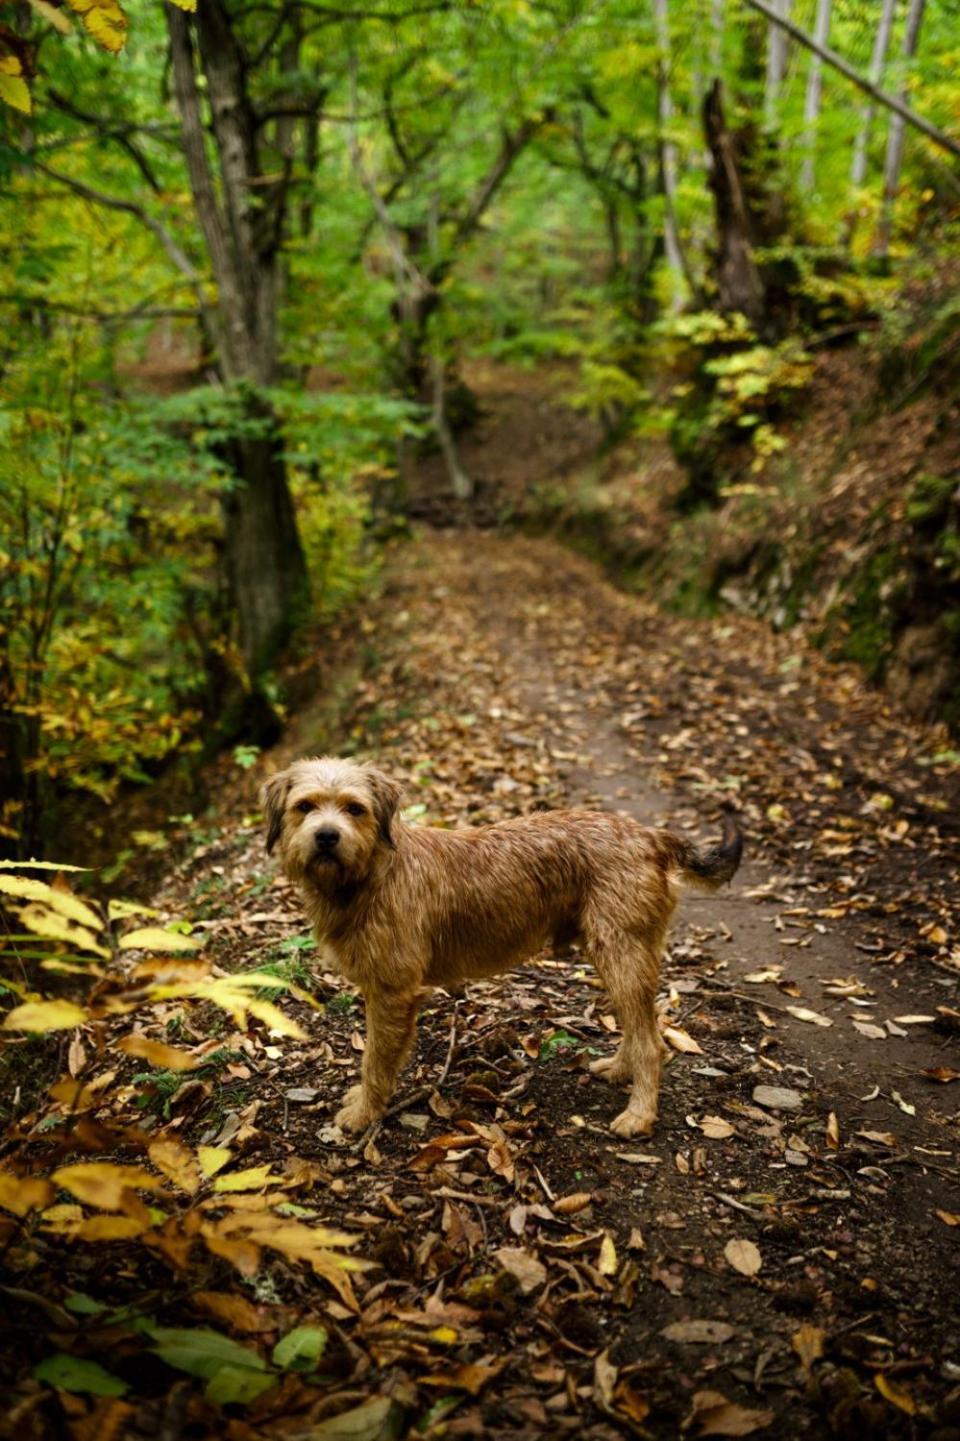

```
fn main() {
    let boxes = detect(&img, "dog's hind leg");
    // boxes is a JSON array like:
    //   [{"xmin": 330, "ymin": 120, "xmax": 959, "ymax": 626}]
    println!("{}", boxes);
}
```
[
  {"xmin": 335, "ymin": 989, "xmax": 419, "ymax": 1132},
  {"xmin": 588, "ymin": 932, "xmax": 666, "ymax": 1138}
]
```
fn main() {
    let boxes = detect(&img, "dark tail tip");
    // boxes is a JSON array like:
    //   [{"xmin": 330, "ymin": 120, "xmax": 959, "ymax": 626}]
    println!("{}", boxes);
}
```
[{"xmin": 685, "ymin": 809, "xmax": 744, "ymax": 887}]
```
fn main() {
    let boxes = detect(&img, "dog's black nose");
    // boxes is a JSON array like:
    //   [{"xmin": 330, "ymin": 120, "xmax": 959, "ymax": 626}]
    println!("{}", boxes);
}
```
[{"xmin": 315, "ymin": 827, "xmax": 340, "ymax": 851}]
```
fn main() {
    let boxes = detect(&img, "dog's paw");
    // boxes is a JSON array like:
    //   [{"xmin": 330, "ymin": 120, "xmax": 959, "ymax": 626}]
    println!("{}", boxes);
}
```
[
  {"xmin": 335, "ymin": 1086, "xmax": 379, "ymax": 1133},
  {"xmin": 610, "ymin": 1107, "xmax": 655, "ymax": 1139},
  {"xmin": 589, "ymin": 1054, "xmax": 631, "ymax": 1084}
]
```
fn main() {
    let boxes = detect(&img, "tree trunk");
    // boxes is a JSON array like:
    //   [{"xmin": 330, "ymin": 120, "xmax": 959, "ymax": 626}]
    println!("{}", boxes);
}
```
[
  {"xmin": 166, "ymin": 1, "xmax": 308, "ymax": 681},
  {"xmin": 874, "ymin": 0, "xmax": 927, "ymax": 259},
  {"xmin": 703, "ymin": 81, "xmax": 767, "ymax": 331},
  {"xmin": 764, "ymin": 0, "xmax": 793, "ymax": 127},
  {"xmin": 800, "ymin": 0, "xmax": 832, "ymax": 192},
  {"xmin": 850, "ymin": 0, "xmax": 898, "ymax": 188},
  {"xmin": 653, "ymin": 0, "xmax": 687, "ymax": 306}
]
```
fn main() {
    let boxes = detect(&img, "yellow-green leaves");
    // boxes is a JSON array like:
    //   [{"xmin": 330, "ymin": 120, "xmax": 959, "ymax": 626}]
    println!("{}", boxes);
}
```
[
  {"xmin": 119, "ymin": 927, "xmax": 203, "ymax": 953},
  {"xmin": 0, "ymin": 54, "xmax": 31, "ymax": 114}
]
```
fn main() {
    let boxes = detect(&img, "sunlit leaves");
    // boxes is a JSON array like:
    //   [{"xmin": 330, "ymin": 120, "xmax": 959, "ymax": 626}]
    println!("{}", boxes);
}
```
[
  {"xmin": 0, "ymin": 54, "xmax": 31, "ymax": 115},
  {"xmin": 118, "ymin": 927, "xmax": 203, "ymax": 953},
  {"xmin": 0, "ymin": 1172, "xmax": 55, "ymax": 1216},
  {"xmin": 3, "ymin": 999, "xmax": 87, "ymax": 1032},
  {"xmin": 51, "ymin": 1162, "xmax": 165, "ymax": 1209},
  {"xmin": 63, "ymin": 0, "xmax": 128, "ymax": 54}
]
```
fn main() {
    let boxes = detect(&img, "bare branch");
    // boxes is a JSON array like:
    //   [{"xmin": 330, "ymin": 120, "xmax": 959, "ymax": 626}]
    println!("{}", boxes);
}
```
[{"xmin": 32, "ymin": 162, "xmax": 200, "ymax": 281}]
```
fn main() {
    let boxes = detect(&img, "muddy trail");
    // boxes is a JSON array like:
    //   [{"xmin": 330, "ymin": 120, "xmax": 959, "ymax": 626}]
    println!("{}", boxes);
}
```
[{"xmin": 7, "ymin": 531, "xmax": 960, "ymax": 1441}]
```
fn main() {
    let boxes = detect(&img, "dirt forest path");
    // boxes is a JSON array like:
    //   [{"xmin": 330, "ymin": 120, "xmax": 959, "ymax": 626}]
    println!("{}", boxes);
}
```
[{"xmin": 162, "ymin": 530, "xmax": 959, "ymax": 1441}]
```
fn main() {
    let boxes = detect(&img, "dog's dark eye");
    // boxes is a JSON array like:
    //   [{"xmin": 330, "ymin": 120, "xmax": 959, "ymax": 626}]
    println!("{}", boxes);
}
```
[
  {"xmin": 345, "ymin": 802, "xmax": 366, "ymax": 817},
  {"xmin": 295, "ymin": 800, "xmax": 314, "ymax": 814}
]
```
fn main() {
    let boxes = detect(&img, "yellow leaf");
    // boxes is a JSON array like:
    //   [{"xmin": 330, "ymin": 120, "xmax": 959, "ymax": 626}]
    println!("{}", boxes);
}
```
[
  {"xmin": 52, "ymin": 1162, "xmax": 165, "ymax": 1210},
  {"xmin": 244, "ymin": 997, "xmax": 306, "ymax": 1039},
  {"xmin": 167, "ymin": 0, "xmax": 196, "ymax": 9},
  {"xmin": 213, "ymin": 1165, "xmax": 276, "ymax": 1193},
  {"xmin": 70, "ymin": 1214, "xmax": 148, "ymax": 1242},
  {"xmin": 791, "ymin": 1323, "xmax": 825, "ymax": 1372},
  {"xmin": 0, "ymin": 55, "xmax": 31, "ymax": 115},
  {"xmin": 194, "ymin": 1291, "xmax": 271, "ymax": 1332},
  {"xmin": 63, "ymin": 0, "xmax": 128, "ymax": 53},
  {"xmin": 13, "ymin": 904, "xmax": 108, "ymax": 956},
  {"xmin": 117, "ymin": 1034, "xmax": 200, "ymax": 1071},
  {"xmin": 0, "ymin": 1172, "xmax": 54, "ymax": 1217},
  {"xmin": 875, "ymin": 1373, "xmax": 916, "ymax": 1415},
  {"xmin": 26, "ymin": 0, "xmax": 74, "ymax": 33},
  {"xmin": 119, "ymin": 927, "xmax": 202, "ymax": 953},
  {"xmin": 0, "ymin": 875, "xmax": 101, "ymax": 931},
  {"xmin": 598, "ymin": 1233, "xmax": 618, "ymax": 1276},
  {"xmin": 3, "ymin": 1000, "xmax": 86, "ymax": 1032},
  {"xmin": 148, "ymin": 1137, "xmax": 202, "ymax": 1196},
  {"xmin": 197, "ymin": 1146, "xmax": 233, "ymax": 1179},
  {"xmin": 108, "ymin": 899, "xmax": 158, "ymax": 921}
]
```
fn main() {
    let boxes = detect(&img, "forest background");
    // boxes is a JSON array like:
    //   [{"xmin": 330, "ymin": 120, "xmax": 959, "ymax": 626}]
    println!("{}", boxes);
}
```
[{"xmin": 1, "ymin": 0, "xmax": 958, "ymax": 861}]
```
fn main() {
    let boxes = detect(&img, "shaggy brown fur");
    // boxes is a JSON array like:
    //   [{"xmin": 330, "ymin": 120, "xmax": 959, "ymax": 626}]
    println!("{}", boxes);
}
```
[{"xmin": 263, "ymin": 757, "xmax": 742, "ymax": 1137}]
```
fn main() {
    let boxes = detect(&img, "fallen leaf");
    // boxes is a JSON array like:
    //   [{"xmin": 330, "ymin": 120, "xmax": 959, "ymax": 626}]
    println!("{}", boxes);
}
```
[
  {"xmin": 786, "ymin": 1006, "xmax": 832, "ymax": 1027},
  {"xmin": 699, "ymin": 1115, "xmax": 735, "ymax": 1140},
  {"xmin": 934, "ymin": 1210, "xmax": 960, "ymax": 1227},
  {"xmin": 875, "ymin": 1373, "xmax": 916, "ymax": 1415},
  {"xmin": 149, "ymin": 1137, "xmax": 202, "ymax": 1196},
  {"xmin": 0, "ymin": 1172, "xmax": 54, "ymax": 1217},
  {"xmin": 554, "ymin": 1192, "xmax": 592, "ymax": 1214},
  {"xmin": 593, "ymin": 1348, "xmax": 617, "ymax": 1407},
  {"xmin": 852, "ymin": 1021, "xmax": 886, "ymax": 1040},
  {"xmin": 921, "ymin": 1067, "xmax": 959, "ymax": 1083},
  {"xmin": 856, "ymin": 1130, "xmax": 897, "ymax": 1147},
  {"xmin": 752, "ymin": 1085, "xmax": 802, "ymax": 1111},
  {"xmin": 421, "ymin": 1361, "xmax": 505, "ymax": 1395},
  {"xmin": 51, "ymin": 1162, "xmax": 164, "ymax": 1210},
  {"xmin": 300, "ymin": 1397, "xmax": 405, "ymax": 1438},
  {"xmin": 661, "ymin": 1319, "xmax": 734, "ymax": 1344},
  {"xmin": 3, "ymin": 1000, "xmax": 87, "ymax": 1033},
  {"xmin": 791, "ymin": 1323, "xmax": 825, "ymax": 1371},
  {"xmin": 662, "ymin": 1025, "xmax": 704, "ymax": 1054},
  {"xmin": 598, "ymin": 1232, "xmax": 618, "ymax": 1276},
  {"xmin": 118, "ymin": 1035, "xmax": 201, "ymax": 1071},
  {"xmin": 493, "ymin": 1247, "xmax": 547, "ymax": 1293},
  {"xmin": 825, "ymin": 1113, "xmax": 839, "ymax": 1148},
  {"xmin": 213, "ymin": 1165, "xmax": 276, "ymax": 1193},
  {"xmin": 724, "ymin": 1238, "xmax": 762, "ymax": 1277},
  {"xmin": 686, "ymin": 1389, "xmax": 775, "ymax": 1436}
]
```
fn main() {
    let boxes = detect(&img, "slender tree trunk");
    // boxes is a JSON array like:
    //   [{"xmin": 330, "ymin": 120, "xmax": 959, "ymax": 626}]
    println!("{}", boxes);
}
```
[
  {"xmin": 850, "ymin": 0, "xmax": 898, "ymax": 188},
  {"xmin": 166, "ymin": 1, "xmax": 308, "ymax": 681},
  {"xmin": 764, "ymin": 0, "xmax": 792, "ymax": 127},
  {"xmin": 874, "ymin": 0, "xmax": 927, "ymax": 258},
  {"xmin": 703, "ymin": 80, "xmax": 767, "ymax": 330},
  {"xmin": 653, "ymin": 0, "xmax": 686, "ymax": 306},
  {"xmin": 800, "ymin": 0, "xmax": 832, "ymax": 192}
]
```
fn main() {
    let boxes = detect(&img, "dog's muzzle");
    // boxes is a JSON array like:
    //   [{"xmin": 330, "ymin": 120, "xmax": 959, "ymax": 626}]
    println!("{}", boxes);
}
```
[{"xmin": 314, "ymin": 827, "xmax": 341, "ymax": 856}]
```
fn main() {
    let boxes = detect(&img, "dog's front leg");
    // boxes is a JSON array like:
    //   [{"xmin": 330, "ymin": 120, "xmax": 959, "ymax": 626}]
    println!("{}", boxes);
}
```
[{"xmin": 334, "ymin": 989, "xmax": 419, "ymax": 1132}]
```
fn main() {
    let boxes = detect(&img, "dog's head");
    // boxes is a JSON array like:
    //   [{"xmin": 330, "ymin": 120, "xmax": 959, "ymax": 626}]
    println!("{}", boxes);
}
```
[{"xmin": 261, "ymin": 756, "xmax": 403, "ymax": 889}]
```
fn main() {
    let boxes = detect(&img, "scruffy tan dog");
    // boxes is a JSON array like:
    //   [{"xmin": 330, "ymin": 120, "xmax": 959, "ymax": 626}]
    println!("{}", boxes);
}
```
[{"xmin": 263, "ymin": 757, "xmax": 742, "ymax": 1138}]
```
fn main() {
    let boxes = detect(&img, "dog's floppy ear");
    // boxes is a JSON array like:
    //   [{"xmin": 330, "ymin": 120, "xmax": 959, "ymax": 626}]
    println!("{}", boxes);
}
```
[
  {"xmin": 261, "ymin": 770, "xmax": 292, "ymax": 854},
  {"xmin": 365, "ymin": 766, "xmax": 403, "ymax": 850}
]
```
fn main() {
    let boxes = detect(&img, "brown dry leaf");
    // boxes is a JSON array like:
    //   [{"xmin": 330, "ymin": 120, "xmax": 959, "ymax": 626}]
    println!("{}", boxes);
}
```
[
  {"xmin": 791, "ymin": 1323, "xmax": 825, "ymax": 1371},
  {"xmin": 148, "ymin": 1137, "xmax": 202, "ymax": 1196},
  {"xmin": 662, "ymin": 1025, "xmax": 704, "ymax": 1054},
  {"xmin": 302, "ymin": 1397, "xmax": 404, "ymax": 1438},
  {"xmin": 486, "ymin": 1137, "xmax": 515, "ymax": 1183},
  {"xmin": 421, "ymin": 1360, "xmax": 505, "ymax": 1395},
  {"xmin": 724, "ymin": 1238, "xmax": 762, "ymax": 1276},
  {"xmin": 874, "ymin": 1373, "xmax": 916, "ymax": 1415},
  {"xmin": 825, "ymin": 1112, "xmax": 840, "ymax": 1149},
  {"xmin": 51, "ymin": 1162, "xmax": 165, "ymax": 1210},
  {"xmin": 0, "ymin": 1173, "xmax": 54, "ymax": 1217},
  {"xmin": 199, "ymin": 1221, "xmax": 261, "ymax": 1276},
  {"xmin": 785, "ymin": 1006, "xmax": 832, "ymax": 1028},
  {"xmin": 627, "ymin": 1226, "xmax": 645, "ymax": 1251},
  {"xmin": 934, "ymin": 1209, "xmax": 960, "ymax": 1226},
  {"xmin": 615, "ymin": 1379, "xmax": 651, "ymax": 1425},
  {"xmin": 118, "ymin": 1034, "xmax": 201, "ymax": 1071},
  {"xmin": 194, "ymin": 1290, "xmax": 277, "ymax": 1332},
  {"xmin": 921, "ymin": 1067, "xmax": 959, "ymax": 1083},
  {"xmin": 593, "ymin": 1348, "xmax": 618, "ymax": 1407},
  {"xmin": 687, "ymin": 1389, "xmax": 775, "ymax": 1436},
  {"xmin": 699, "ymin": 1115, "xmax": 735, "ymax": 1140},
  {"xmin": 662, "ymin": 1319, "xmax": 734, "ymax": 1344},
  {"xmin": 493, "ymin": 1247, "xmax": 547, "ymax": 1293},
  {"xmin": 67, "ymin": 1032, "xmax": 87, "ymax": 1077},
  {"xmin": 856, "ymin": 1130, "xmax": 897, "ymax": 1147},
  {"xmin": 554, "ymin": 1191, "xmax": 592, "ymax": 1214}
]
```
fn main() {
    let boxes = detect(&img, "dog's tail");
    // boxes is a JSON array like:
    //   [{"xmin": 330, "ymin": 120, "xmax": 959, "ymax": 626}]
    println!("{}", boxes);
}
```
[{"xmin": 669, "ymin": 810, "xmax": 743, "ymax": 890}]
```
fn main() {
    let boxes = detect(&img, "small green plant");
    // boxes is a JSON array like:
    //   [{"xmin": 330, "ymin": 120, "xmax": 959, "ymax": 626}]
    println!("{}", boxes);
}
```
[
  {"xmin": 327, "ymin": 990, "xmax": 357, "ymax": 1015},
  {"xmin": 539, "ymin": 1028, "xmax": 589, "ymax": 1061},
  {"xmin": 232, "ymin": 744, "xmax": 261, "ymax": 771}
]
